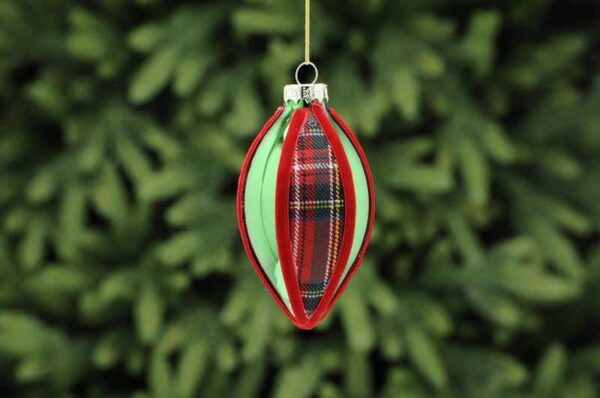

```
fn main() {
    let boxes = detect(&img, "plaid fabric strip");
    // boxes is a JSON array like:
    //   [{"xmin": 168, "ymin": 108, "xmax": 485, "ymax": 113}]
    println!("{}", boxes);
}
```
[{"xmin": 289, "ymin": 111, "xmax": 345, "ymax": 317}]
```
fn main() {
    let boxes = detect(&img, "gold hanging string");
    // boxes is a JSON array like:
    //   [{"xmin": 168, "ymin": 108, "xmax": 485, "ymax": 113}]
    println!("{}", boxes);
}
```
[
  {"xmin": 305, "ymin": 0, "xmax": 310, "ymax": 64},
  {"xmin": 294, "ymin": 0, "xmax": 318, "ymax": 85}
]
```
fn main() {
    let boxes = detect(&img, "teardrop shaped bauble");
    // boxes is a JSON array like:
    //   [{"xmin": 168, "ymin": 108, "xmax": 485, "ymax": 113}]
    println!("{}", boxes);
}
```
[{"xmin": 237, "ymin": 84, "xmax": 375, "ymax": 330}]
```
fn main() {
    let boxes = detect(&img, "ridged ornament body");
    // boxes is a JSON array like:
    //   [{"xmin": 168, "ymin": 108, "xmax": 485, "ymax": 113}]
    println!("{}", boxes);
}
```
[{"xmin": 237, "ymin": 98, "xmax": 375, "ymax": 329}]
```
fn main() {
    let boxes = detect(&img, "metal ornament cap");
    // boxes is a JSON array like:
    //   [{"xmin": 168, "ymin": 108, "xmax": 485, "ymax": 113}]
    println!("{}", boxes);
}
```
[{"xmin": 284, "ymin": 83, "xmax": 329, "ymax": 103}]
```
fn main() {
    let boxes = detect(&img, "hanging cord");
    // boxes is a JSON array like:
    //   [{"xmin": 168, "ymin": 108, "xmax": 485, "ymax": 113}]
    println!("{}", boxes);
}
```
[
  {"xmin": 294, "ymin": 0, "xmax": 318, "ymax": 85},
  {"xmin": 305, "ymin": 0, "xmax": 310, "ymax": 64}
]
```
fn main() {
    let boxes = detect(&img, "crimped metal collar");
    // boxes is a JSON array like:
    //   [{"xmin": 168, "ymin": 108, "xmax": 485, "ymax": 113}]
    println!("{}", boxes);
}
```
[{"xmin": 284, "ymin": 84, "xmax": 328, "ymax": 103}]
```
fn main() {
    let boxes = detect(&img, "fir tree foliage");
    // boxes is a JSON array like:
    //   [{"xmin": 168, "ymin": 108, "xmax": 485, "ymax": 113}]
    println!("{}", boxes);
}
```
[{"xmin": 0, "ymin": 0, "xmax": 599, "ymax": 397}]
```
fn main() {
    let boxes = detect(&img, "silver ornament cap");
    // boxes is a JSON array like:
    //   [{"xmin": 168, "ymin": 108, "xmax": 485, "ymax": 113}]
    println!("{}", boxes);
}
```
[
  {"xmin": 284, "ymin": 62, "xmax": 328, "ymax": 103},
  {"xmin": 284, "ymin": 83, "xmax": 328, "ymax": 103}
]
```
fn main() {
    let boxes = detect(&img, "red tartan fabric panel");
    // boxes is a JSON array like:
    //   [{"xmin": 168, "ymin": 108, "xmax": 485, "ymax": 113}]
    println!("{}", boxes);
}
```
[{"xmin": 289, "ymin": 111, "xmax": 345, "ymax": 317}]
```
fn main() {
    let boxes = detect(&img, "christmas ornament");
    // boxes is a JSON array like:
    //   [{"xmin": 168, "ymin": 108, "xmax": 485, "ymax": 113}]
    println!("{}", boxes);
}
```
[{"xmin": 236, "ymin": 0, "xmax": 375, "ymax": 330}]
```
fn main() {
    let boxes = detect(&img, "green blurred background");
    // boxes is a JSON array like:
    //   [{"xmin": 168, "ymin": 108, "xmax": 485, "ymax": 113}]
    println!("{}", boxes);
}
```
[{"xmin": 1, "ymin": 0, "xmax": 600, "ymax": 397}]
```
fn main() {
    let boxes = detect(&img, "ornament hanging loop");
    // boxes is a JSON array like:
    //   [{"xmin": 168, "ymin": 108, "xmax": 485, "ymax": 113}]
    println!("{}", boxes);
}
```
[
  {"xmin": 295, "ymin": 61, "xmax": 318, "ymax": 85},
  {"xmin": 285, "ymin": 1, "xmax": 326, "ymax": 104}
]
